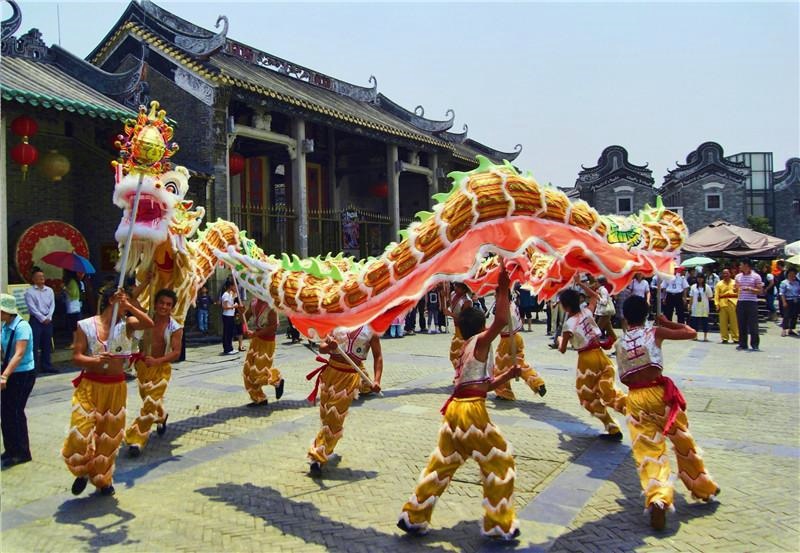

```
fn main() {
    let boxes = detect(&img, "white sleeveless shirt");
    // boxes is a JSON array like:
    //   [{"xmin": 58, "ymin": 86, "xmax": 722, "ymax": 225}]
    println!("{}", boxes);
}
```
[
  {"xmin": 78, "ymin": 316, "xmax": 133, "ymax": 358},
  {"xmin": 454, "ymin": 335, "xmax": 494, "ymax": 388},
  {"xmin": 333, "ymin": 326, "xmax": 373, "ymax": 361},
  {"xmin": 562, "ymin": 307, "xmax": 603, "ymax": 351},
  {"xmin": 615, "ymin": 325, "xmax": 664, "ymax": 379}
]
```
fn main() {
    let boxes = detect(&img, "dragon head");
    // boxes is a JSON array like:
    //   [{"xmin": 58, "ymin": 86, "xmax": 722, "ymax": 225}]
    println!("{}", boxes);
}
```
[{"xmin": 113, "ymin": 166, "xmax": 205, "ymax": 273}]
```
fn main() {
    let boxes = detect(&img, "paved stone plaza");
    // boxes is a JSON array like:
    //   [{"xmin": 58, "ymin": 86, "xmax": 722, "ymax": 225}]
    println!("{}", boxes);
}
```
[{"xmin": 1, "ymin": 322, "xmax": 798, "ymax": 553}]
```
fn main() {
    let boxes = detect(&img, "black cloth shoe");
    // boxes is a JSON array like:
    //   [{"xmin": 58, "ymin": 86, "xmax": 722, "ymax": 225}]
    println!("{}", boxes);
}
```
[
  {"xmin": 71, "ymin": 476, "xmax": 88, "ymax": 496},
  {"xmin": 599, "ymin": 431, "xmax": 624, "ymax": 442},
  {"xmin": 128, "ymin": 445, "xmax": 141, "ymax": 458},
  {"xmin": 275, "ymin": 379, "xmax": 285, "ymax": 400},
  {"xmin": 99, "ymin": 485, "xmax": 116, "ymax": 496},
  {"xmin": 538, "ymin": 384, "xmax": 547, "ymax": 397},
  {"xmin": 2, "ymin": 455, "xmax": 31, "ymax": 468},
  {"xmin": 157, "ymin": 414, "xmax": 169, "ymax": 436},
  {"xmin": 397, "ymin": 518, "xmax": 425, "ymax": 536},
  {"xmin": 308, "ymin": 461, "xmax": 322, "ymax": 476},
  {"xmin": 246, "ymin": 400, "xmax": 268, "ymax": 408},
  {"xmin": 650, "ymin": 504, "xmax": 666, "ymax": 530}
]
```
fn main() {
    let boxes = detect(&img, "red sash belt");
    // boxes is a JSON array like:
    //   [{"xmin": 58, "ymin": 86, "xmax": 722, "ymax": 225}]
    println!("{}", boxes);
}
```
[
  {"xmin": 305, "ymin": 356, "xmax": 357, "ymax": 404},
  {"xmin": 628, "ymin": 376, "xmax": 686, "ymax": 433},
  {"xmin": 440, "ymin": 388, "xmax": 487, "ymax": 415},
  {"xmin": 577, "ymin": 335, "xmax": 615, "ymax": 353},
  {"xmin": 72, "ymin": 370, "xmax": 126, "ymax": 388}
]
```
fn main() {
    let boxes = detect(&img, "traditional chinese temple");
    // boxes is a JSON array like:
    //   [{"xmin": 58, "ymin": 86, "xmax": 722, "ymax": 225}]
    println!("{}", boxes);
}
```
[{"xmin": 86, "ymin": 0, "xmax": 522, "ymax": 260}]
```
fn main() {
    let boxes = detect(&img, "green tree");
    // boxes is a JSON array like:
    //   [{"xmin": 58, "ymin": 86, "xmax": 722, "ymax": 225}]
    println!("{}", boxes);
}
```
[{"xmin": 747, "ymin": 215, "xmax": 773, "ymax": 235}]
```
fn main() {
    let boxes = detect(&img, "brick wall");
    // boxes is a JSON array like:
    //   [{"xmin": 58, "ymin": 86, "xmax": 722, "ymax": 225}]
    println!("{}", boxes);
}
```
[
  {"xmin": 592, "ymin": 178, "xmax": 655, "ymax": 216},
  {"xmin": 774, "ymin": 182, "xmax": 800, "ymax": 241},
  {"xmin": 673, "ymin": 175, "xmax": 747, "ymax": 233}
]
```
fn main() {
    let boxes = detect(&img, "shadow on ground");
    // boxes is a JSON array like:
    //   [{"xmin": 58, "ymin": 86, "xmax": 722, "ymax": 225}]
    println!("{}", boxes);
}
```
[{"xmin": 54, "ymin": 495, "xmax": 140, "ymax": 552}]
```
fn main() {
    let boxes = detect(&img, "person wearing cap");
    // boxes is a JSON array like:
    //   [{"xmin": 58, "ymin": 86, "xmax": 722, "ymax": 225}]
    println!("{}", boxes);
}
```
[{"xmin": 1, "ymin": 293, "xmax": 36, "ymax": 468}]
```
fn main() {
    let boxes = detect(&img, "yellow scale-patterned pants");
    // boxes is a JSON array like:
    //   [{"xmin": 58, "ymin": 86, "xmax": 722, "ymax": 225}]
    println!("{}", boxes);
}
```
[
  {"xmin": 576, "ymin": 348, "xmax": 627, "ymax": 434},
  {"xmin": 62, "ymin": 378, "xmax": 127, "ymax": 489},
  {"xmin": 243, "ymin": 337, "xmax": 282, "ymax": 403},
  {"xmin": 308, "ymin": 359, "xmax": 362, "ymax": 464},
  {"xmin": 627, "ymin": 386, "xmax": 719, "ymax": 510},
  {"xmin": 399, "ymin": 397, "xmax": 518, "ymax": 538},
  {"xmin": 449, "ymin": 327, "xmax": 464, "ymax": 369},
  {"xmin": 125, "ymin": 360, "xmax": 172, "ymax": 449},
  {"xmin": 493, "ymin": 333, "xmax": 545, "ymax": 400}
]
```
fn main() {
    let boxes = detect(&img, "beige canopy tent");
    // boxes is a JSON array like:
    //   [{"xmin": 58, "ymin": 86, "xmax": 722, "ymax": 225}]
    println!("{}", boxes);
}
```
[{"xmin": 682, "ymin": 220, "xmax": 786, "ymax": 257}]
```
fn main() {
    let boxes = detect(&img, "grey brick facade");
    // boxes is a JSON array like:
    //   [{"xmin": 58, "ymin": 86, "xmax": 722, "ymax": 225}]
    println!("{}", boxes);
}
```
[
  {"xmin": 574, "ymin": 146, "xmax": 655, "ymax": 216},
  {"xmin": 773, "ymin": 158, "xmax": 800, "ymax": 241},
  {"xmin": 659, "ymin": 142, "xmax": 750, "ymax": 234}
]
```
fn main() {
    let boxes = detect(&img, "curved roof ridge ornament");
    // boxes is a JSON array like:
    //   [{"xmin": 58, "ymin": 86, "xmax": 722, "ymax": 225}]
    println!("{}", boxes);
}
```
[
  {"xmin": 465, "ymin": 138, "xmax": 523, "ymax": 161},
  {"xmin": 664, "ymin": 141, "xmax": 749, "ymax": 183},
  {"xmin": 332, "ymin": 74, "xmax": 378, "ymax": 103},
  {"xmin": 1, "ymin": 0, "xmax": 22, "ymax": 41},
  {"xmin": 436, "ymin": 124, "xmax": 469, "ymax": 144},
  {"xmin": 376, "ymin": 93, "xmax": 455, "ymax": 132},
  {"xmin": 173, "ymin": 14, "xmax": 228, "ymax": 60},
  {"xmin": 140, "ymin": 0, "xmax": 215, "ymax": 38},
  {"xmin": 51, "ymin": 40, "xmax": 146, "ymax": 96}
]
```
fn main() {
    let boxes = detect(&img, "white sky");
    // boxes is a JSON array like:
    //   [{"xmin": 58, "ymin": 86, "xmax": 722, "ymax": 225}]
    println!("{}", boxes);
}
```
[{"xmin": 5, "ymin": 1, "xmax": 799, "ymax": 187}]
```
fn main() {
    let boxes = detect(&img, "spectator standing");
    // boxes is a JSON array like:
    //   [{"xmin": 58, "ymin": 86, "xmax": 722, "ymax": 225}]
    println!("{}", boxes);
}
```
[
  {"xmin": 220, "ymin": 280, "xmax": 238, "ymax": 355},
  {"xmin": 426, "ymin": 287, "xmax": 441, "ymax": 334},
  {"xmin": 689, "ymin": 275, "xmax": 713, "ymax": 341},
  {"xmin": 662, "ymin": 269, "xmax": 689, "ymax": 324},
  {"xmin": 24, "ymin": 268, "xmax": 57, "ymax": 374},
  {"xmin": 196, "ymin": 286, "xmax": 211, "ymax": 334},
  {"xmin": 714, "ymin": 269, "xmax": 739, "ymax": 344},
  {"xmin": 517, "ymin": 284, "xmax": 535, "ymax": 331},
  {"xmin": 779, "ymin": 268, "xmax": 800, "ymax": 337},
  {"xmin": 734, "ymin": 260, "xmax": 764, "ymax": 351},
  {"xmin": 63, "ymin": 270, "xmax": 84, "ymax": 349},
  {"xmin": 706, "ymin": 267, "xmax": 720, "ymax": 292},
  {"xmin": 628, "ymin": 273, "xmax": 651, "ymax": 304},
  {"xmin": 762, "ymin": 264, "xmax": 777, "ymax": 322},
  {"xmin": 1, "ymin": 293, "xmax": 36, "ymax": 467}
]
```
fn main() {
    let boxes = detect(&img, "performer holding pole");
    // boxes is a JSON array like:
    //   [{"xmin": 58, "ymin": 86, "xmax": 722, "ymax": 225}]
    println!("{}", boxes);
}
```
[
  {"xmin": 399, "ymin": 263, "xmax": 521, "ymax": 540},
  {"xmin": 305, "ymin": 325, "xmax": 382, "ymax": 475},
  {"xmin": 446, "ymin": 282, "xmax": 472, "ymax": 369}
]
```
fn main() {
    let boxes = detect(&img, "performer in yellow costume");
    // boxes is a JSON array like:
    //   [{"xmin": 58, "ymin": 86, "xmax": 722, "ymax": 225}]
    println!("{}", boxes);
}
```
[
  {"xmin": 125, "ymin": 289, "xmax": 183, "ymax": 457},
  {"xmin": 399, "ymin": 265, "xmax": 521, "ymax": 541},
  {"xmin": 242, "ymin": 297, "xmax": 284, "ymax": 406},
  {"xmin": 559, "ymin": 286, "xmax": 626, "ymax": 440},
  {"xmin": 446, "ymin": 283, "xmax": 472, "ymax": 369},
  {"xmin": 63, "ymin": 288, "xmax": 153, "ymax": 496},
  {"xmin": 616, "ymin": 296, "xmax": 719, "ymax": 530},
  {"xmin": 306, "ymin": 325, "xmax": 382, "ymax": 474},
  {"xmin": 713, "ymin": 268, "xmax": 739, "ymax": 344},
  {"xmin": 493, "ymin": 293, "xmax": 546, "ymax": 400}
]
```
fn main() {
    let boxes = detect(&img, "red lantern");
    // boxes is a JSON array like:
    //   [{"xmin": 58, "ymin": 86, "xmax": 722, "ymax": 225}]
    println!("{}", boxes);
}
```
[
  {"xmin": 11, "ymin": 141, "xmax": 39, "ymax": 180},
  {"xmin": 229, "ymin": 151, "xmax": 245, "ymax": 176},
  {"xmin": 370, "ymin": 181, "xmax": 388, "ymax": 198},
  {"xmin": 11, "ymin": 115, "xmax": 38, "ymax": 138}
]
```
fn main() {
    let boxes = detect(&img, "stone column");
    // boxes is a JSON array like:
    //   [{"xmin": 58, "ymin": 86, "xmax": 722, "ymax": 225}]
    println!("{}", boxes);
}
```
[
  {"xmin": 429, "ymin": 153, "xmax": 440, "ymax": 205},
  {"xmin": 328, "ymin": 127, "xmax": 339, "ymax": 212},
  {"xmin": 292, "ymin": 118, "xmax": 308, "ymax": 257},
  {"xmin": 386, "ymin": 143, "xmax": 400, "ymax": 240},
  {"xmin": 0, "ymin": 114, "xmax": 7, "ymax": 290}
]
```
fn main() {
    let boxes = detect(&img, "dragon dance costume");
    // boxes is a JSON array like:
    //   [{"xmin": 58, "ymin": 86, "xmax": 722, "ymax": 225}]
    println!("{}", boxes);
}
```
[
  {"xmin": 400, "ymin": 335, "xmax": 518, "ymax": 539},
  {"xmin": 616, "ymin": 325, "xmax": 719, "ymax": 513},
  {"xmin": 124, "ymin": 317, "xmax": 182, "ymax": 450},
  {"xmin": 62, "ymin": 317, "xmax": 131, "ymax": 490},
  {"xmin": 307, "ymin": 326, "xmax": 371, "ymax": 465},
  {"xmin": 493, "ymin": 302, "xmax": 545, "ymax": 400},
  {"xmin": 563, "ymin": 307, "xmax": 626, "ymax": 435},
  {"xmin": 242, "ymin": 300, "xmax": 282, "ymax": 404}
]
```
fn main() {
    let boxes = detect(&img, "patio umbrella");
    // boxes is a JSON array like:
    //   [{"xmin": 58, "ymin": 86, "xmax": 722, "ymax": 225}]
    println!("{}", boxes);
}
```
[
  {"xmin": 41, "ymin": 251, "xmax": 96, "ymax": 274},
  {"xmin": 785, "ymin": 241, "xmax": 800, "ymax": 257},
  {"xmin": 786, "ymin": 254, "xmax": 800, "ymax": 265},
  {"xmin": 680, "ymin": 256, "xmax": 715, "ymax": 268}
]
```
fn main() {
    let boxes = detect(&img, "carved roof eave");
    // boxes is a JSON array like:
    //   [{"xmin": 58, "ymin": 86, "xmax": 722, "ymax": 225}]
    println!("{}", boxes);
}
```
[
  {"xmin": 662, "ymin": 164, "xmax": 750, "ymax": 188},
  {"xmin": 1, "ymin": 0, "xmax": 22, "ymax": 41},
  {"xmin": 773, "ymin": 158, "xmax": 800, "ymax": 191},
  {"xmin": 50, "ymin": 42, "xmax": 144, "ymax": 96},
  {"xmin": 464, "ymin": 139, "xmax": 522, "ymax": 162},
  {"xmin": 589, "ymin": 171, "xmax": 656, "ymax": 190},
  {"xmin": 89, "ymin": 0, "xmax": 227, "ymax": 64},
  {"xmin": 376, "ymin": 93, "xmax": 454, "ymax": 132},
  {"xmin": 436, "ymin": 125, "xmax": 469, "ymax": 144}
]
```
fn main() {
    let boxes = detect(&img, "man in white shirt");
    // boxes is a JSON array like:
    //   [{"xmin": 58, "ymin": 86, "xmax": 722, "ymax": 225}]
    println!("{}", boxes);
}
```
[
  {"xmin": 220, "ymin": 279, "xmax": 238, "ymax": 355},
  {"xmin": 23, "ymin": 268, "xmax": 57, "ymax": 374},
  {"xmin": 661, "ymin": 268, "xmax": 689, "ymax": 324}
]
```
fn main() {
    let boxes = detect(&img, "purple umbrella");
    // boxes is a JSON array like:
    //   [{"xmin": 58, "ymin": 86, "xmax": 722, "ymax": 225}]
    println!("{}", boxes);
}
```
[{"xmin": 41, "ymin": 251, "xmax": 96, "ymax": 274}]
